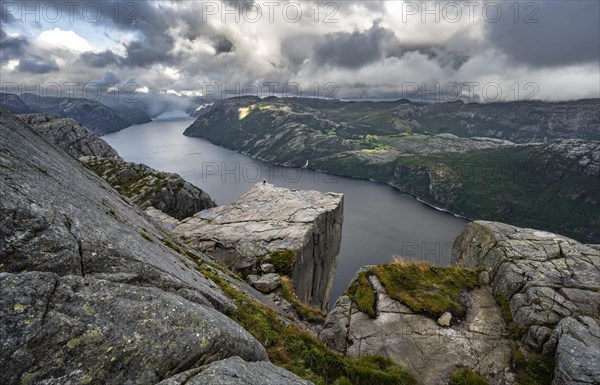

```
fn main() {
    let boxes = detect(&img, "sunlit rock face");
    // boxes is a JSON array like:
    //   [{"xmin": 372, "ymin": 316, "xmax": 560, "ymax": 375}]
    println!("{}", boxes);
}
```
[{"xmin": 173, "ymin": 183, "xmax": 344, "ymax": 310}]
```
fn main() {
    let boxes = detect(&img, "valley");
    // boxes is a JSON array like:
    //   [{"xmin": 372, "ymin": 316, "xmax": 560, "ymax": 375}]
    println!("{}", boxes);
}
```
[{"xmin": 184, "ymin": 97, "xmax": 600, "ymax": 243}]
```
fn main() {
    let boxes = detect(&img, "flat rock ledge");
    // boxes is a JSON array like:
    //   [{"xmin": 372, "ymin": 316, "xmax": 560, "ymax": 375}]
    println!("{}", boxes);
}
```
[
  {"xmin": 173, "ymin": 183, "xmax": 343, "ymax": 310},
  {"xmin": 453, "ymin": 221, "xmax": 600, "ymax": 385},
  {"xmin": 319, "ymin": 274, "xmax": 515, "ymax": 385}
]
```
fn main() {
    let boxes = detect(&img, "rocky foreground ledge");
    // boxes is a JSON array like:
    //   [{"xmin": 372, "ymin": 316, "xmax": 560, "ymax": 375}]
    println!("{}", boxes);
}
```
[
  {"xmin": 320, "ymin": 221, "xmax": 600, "ymax": 385},
  {"xmin": 454, "ymin": 221, "xmax": 600, "ymax": 385},
  {"xmin": 172, "ymin": 183, "xmax": 343, "ymax": 310}
]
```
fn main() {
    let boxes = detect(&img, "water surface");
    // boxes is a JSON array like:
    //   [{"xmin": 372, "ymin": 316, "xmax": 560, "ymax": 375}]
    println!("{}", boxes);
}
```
[{"xmin": 104, "ymin": 113, "xmax": 469, "ymax": 305}]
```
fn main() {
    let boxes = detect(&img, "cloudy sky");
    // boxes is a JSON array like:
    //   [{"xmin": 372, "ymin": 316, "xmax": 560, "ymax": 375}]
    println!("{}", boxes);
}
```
[{"xmin": 1, "ymin": 0, "xmax": 599, "ymax": 102}]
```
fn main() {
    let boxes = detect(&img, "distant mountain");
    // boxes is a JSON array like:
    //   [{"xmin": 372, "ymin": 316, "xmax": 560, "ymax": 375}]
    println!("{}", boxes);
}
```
[
  {"xmin": 0, "ymin": 93, "xmax": 34, "ymax": 114},
  {"xmin": 184, "ymin": 96, "xmax": 600, "ymax": 243},
  {"xmin": 0, "ymin": 93, "xmax": 151, "ymax": 135}
]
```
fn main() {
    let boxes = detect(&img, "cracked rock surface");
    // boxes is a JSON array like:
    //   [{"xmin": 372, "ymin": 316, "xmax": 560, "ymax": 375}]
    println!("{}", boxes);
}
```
[
  {"xmin": 319, "ymin": 274, "xmax": 515, "ymax": 385},
  {"xmin": 173, "ymin": 183, "xmax": 343, "ymax": 310},
  {"xmin": 453, "ymin": 221, "xmax": 600, "ymax": 385},
  {"xmin": 0, "ymin": 108, "xmax": 310, "ymax": 385}
]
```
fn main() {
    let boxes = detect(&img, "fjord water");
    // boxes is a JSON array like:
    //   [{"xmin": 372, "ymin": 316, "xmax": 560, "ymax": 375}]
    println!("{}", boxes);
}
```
[{"xmin": 104, "ymin": 113, "xmax": 468, "ymax": 305}]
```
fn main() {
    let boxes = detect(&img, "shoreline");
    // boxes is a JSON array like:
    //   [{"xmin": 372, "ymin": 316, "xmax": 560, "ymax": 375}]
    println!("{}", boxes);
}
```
[{"xmin": 183, "ymin": 131, "xmax": 471, "ymax": 223}]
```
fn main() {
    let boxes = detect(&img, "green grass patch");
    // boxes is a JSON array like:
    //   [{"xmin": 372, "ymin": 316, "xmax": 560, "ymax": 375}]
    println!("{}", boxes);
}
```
[
  {"xmin": 269, "ymin": 249, "xmax": 297, "ymax": 276},
  {"xmin": 280, "ymin": 276, "xmax": 326, "ymax": 323},
  {"xmin": 510, "ymin": 342, "xmax": 555, "ymax": 385},
  {"xmin": 449, "ymin": 368, "xmax": 489, "ymax": 385},
  {"xmin": 346, "ymin": 261, "xmax": 478, "ymax": 319},
  {"xmin": 345, "ymin": 271, "xmax": 376, "ymax": 318},
  {"xmin": 162, "ymin": 238, "xmax": 182, "ymax": 253},
  {"xmin": 198, "ymin": 266, "xmax": 416, "ymax": 385},
  {"xmin": 374, "ymin": 261, "xmax": 477, "ymax": 318},
  {"xmin": 139, "ymin": 229, "xmax": 153, "ymax": 243}
]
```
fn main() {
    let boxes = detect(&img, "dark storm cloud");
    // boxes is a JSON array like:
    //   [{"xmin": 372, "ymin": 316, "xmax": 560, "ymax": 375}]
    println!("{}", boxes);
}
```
[
  {"xmin": 16, "ymin": 55, "xmax": 59, "ymax": 73},
  {"xmin": 92, "ymin": 71, "xmax": 120, "ymax": 88},
  {"xmin": 0, "ymin": 28, "xmax": 29, "ymax": 62},
  {"xmin": 212, "ymin": 36, "xmax": 234, "ymax": 54},
  {"xmin": 313, "ymin": 22, "xmax": 398, "ymax": 69},
  {"xmin": 486, "ymin": 0, "xmax": 600, "ymax": 67},
  {"xmin": 418, "ymin": 48, "xmax": 471, "ymax": 71},
  {"xmin": 281, "ymin": 34, "xmax": 321, "ymax": 69},
  {"xmin": 79, "ymin": 50, "xmax": 123, "ymax": 68},
  {"xmin": 122, "ymin": 35, "xmax": 173, "ymax": 67},
  {"xmin": 116, "ymin": 4, "xmax": 176, "ymax": 67}
]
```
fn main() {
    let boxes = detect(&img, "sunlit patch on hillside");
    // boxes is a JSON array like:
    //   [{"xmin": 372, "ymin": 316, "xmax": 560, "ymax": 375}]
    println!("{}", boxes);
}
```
[{"xmin": 239, "ymin": 104, "xmax": 291, "ymax": 120}]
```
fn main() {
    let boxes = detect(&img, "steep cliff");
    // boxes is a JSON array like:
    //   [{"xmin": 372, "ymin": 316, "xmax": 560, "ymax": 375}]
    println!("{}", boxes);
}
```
[
  {"xmin": 172, "ymin": 183, "xmax": 343, "ymax": 310},
  {"xmin": 13, "ymin": 113, "xmax": 215, "ymax": 220}
]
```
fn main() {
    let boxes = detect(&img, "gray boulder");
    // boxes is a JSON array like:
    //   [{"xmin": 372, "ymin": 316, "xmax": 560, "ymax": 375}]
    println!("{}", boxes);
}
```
[
  {"xmin": 252, "ymin": 273, "xmax": 281, "ymax": 293},
  {"xmin": 261, "ymin": 263, "xmax": 275, "ymax": 274},
  {"xmin": 549, "ymin": 317, "xmax": 600, "ymax": 385},
  {"xmin": 0, "ymin": 272, "xmax": 266, "ymax": 385}
]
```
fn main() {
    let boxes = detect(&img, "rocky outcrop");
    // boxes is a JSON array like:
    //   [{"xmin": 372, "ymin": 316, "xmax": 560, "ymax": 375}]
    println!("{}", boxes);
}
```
[
  {"xmin": 453, "ymin": 221, "xmax": 600, "ymax": 385},
  {"xmin": 0, "ymin": 272, "xmax": 266, "ymax": 384},
  {"xmin": 13, "ymin": 112, "xmax": 214, "ymax": 221},
  {"xmin": 319, "ymin": 271, "xmax": 515, "ymax": 385},
  {"xmin": 18, "ymin": 114, "xmax": 121, "ymax": 159},
  {"xmin": 83, "ymin": 157, "xmax": 216, "ymax": 220},
  {"xmin": 0, "ymin": 108, "xmax": 310, "ymax": 385},
  {"xmin": 173, "ymin": 183, "xmax": 343, "ymax": 310},
  {"xmin": 535, "ymin": 139, "xmax": 600, "ymax": 179}
]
